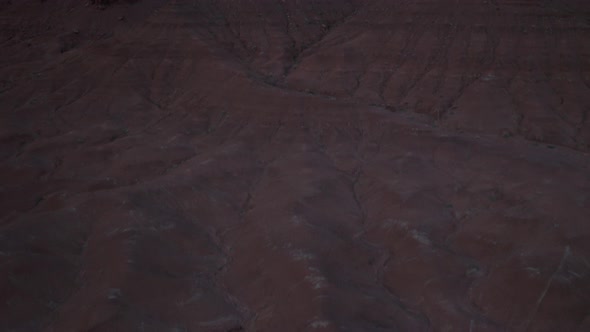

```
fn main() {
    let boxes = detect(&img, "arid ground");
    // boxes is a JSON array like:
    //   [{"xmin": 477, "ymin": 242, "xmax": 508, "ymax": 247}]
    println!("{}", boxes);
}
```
[{"xmin": 1, "ymin": 1, "xmax": 589, "ymax": 331}]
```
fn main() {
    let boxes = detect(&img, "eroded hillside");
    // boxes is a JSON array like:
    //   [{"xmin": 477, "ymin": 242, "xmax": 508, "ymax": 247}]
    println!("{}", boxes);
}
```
[{"xmin": 1, "ymin": 1, "xmax": 589, "ymax": 331}]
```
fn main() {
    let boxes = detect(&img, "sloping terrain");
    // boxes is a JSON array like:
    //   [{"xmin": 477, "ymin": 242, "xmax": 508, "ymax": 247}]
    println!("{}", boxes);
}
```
[{"xmin": 1, "ymin": 1, "xmax": 589, "ymax": 331}]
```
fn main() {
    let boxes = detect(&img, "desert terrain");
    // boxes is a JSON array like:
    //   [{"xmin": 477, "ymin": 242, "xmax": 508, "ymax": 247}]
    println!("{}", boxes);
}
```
[{"xmin": 1, "ymin": 0, "xmax": 589, "ymax": 331}]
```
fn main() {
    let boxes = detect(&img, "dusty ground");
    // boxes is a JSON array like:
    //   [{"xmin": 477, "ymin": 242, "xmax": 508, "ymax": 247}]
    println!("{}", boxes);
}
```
[{"xmin": 1, "ymin": 1, "xmax": 589, "ymax": 331}]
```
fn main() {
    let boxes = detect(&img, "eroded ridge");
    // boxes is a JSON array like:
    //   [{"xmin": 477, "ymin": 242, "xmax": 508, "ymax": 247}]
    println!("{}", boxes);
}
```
[{"xmin": 0, "ymin": 1, "xmax": 589, "ymax": 331}]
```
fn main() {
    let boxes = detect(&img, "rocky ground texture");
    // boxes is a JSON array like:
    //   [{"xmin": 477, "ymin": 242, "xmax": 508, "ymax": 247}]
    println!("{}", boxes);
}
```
[{"xmin": 1, "ymin": 0, "xmax": 589, "ymax": 331}]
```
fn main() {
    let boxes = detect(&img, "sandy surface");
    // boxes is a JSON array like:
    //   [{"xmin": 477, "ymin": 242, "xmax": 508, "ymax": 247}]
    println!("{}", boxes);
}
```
[{"xmin": 1, "ymin": 1, "xmax": 589, "ymax": 331}]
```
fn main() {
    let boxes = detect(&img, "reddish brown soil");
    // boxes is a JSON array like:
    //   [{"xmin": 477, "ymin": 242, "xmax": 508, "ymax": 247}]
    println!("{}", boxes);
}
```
[{"xmin": 1, "ymin": 1, "xmax": 590, "ymax": 331}]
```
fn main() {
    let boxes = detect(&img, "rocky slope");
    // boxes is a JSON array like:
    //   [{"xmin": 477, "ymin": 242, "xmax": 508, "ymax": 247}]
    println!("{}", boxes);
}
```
[{"xmin": 1, "ymin": 1, "xmax": 589, "ymax": 331}]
